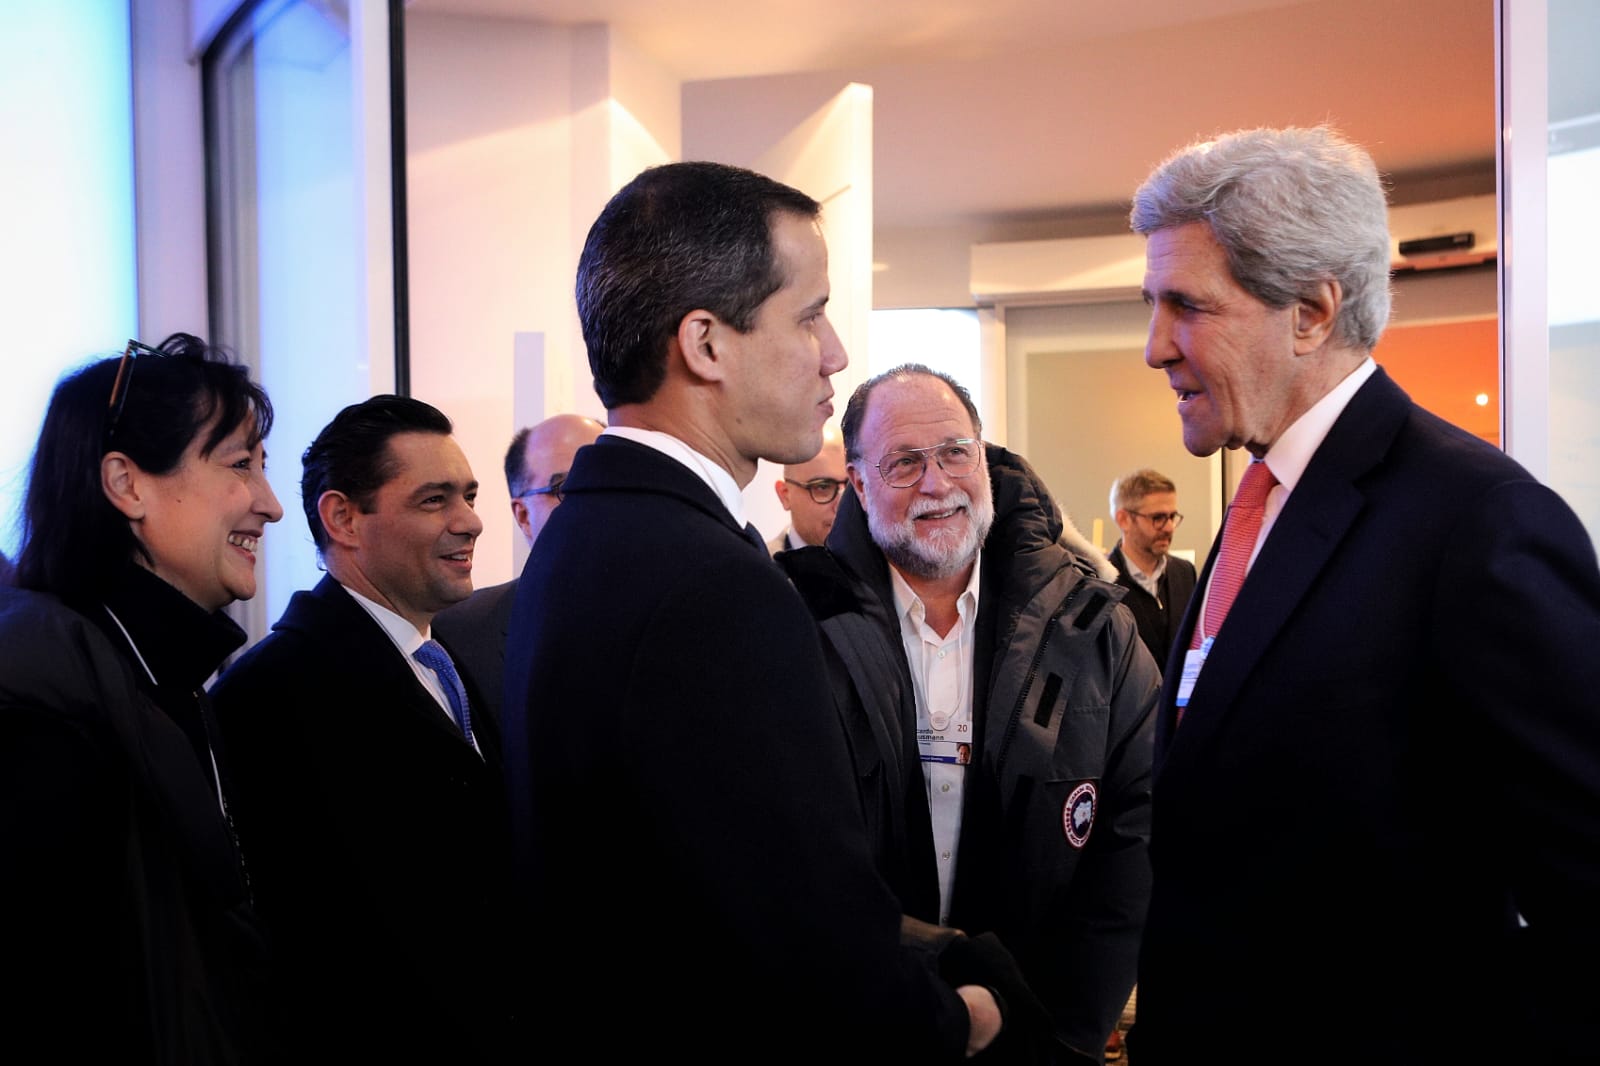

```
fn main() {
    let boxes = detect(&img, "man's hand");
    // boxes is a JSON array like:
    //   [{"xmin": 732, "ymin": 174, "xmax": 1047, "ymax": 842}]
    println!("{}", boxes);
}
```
[{"xmin": 957, "ymin": 984, "xmax": 1003, "ymax": 1055}]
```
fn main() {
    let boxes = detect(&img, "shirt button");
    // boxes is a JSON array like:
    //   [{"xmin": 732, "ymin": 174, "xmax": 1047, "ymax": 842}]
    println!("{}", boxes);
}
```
[
  {"xmin": 941, "ymin": 851, "xmax": 951, "ymax": 860},
  {"xmin": 937, "ymin": 649, "xmax": 946, "ymax": 659},
  {"xmin": 940, "ymin": 783, "xmax": 951, "ymax": 793}
]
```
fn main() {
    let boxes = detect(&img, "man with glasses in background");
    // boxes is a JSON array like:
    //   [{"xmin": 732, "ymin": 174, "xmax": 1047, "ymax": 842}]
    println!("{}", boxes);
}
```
[
  {"xmin": 1107, "ymin": 469, "xmax": 1195, "ymax": 671},
  {"xmin": 781, "ymin": 363, "xmax": 1159, "ymax": 1064},
  {"xmin": 767, "ymin": 422, "xmax": 848, "ymax": 555},
  {"xmin": 435, "ymin": 413, "xmax": 602, "ymax": 727}
]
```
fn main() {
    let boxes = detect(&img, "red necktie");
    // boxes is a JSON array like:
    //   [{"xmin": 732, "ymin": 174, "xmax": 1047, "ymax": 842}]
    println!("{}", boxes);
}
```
[{"xmin": 1192, "ymin": 460, "xmax": 1278, "ymax": 649}]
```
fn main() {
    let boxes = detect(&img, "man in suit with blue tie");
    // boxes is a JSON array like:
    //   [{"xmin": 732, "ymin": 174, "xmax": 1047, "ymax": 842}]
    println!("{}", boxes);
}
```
[
  {"xmin": 212, "ymin": 395, "xmax": 519, "ymax": 1063},
  {"xmin": 1127, "ymin": 126, "xmax": 1600, "ymax": 1063}
]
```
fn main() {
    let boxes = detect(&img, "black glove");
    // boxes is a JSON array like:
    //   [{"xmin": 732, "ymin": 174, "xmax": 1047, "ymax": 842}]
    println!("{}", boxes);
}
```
[{"xmin": 935, "ymin": 931, "xmax": 1054, "ymax": 1061}]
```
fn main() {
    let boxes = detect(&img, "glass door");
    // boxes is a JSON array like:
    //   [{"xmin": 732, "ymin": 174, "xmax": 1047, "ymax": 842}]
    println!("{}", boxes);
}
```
[
  {"xmin": 204, "ymin": 0, "xmax": 404, "ymax": 637},
  {"xmin": 1500, "ymin": 0, "xmax": 1600, "ymax": 548}
]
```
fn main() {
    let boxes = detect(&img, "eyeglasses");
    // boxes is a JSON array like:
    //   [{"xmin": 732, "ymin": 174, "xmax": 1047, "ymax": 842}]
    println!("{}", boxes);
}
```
[
  {"xmin": 785, "ymin": 477, "xmax": 847, "ymax": 505},
  {"xmin": 872, "ymin": 438, "xmax": 982, "ymax": 489},
  {"xmin": 1128, "ymin": 509, "xmax": 1184, "ymax": 529},
  {"xmin": 105, "ymin": 339, "xmax": 162, "ymax": 445},
  {"xmin": 516, "ymin": 471, "xmax": 567, "ymax": 502}
]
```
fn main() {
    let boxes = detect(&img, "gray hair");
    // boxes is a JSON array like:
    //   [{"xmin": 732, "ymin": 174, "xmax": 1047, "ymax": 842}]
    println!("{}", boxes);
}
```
[
  {"xmin": 1130, "ymin": 126, "xmax": 1392, "ymax": 352},
  {"xmin": 1109, "ymin": 468, "xmax": 1177, "ymax": 515}
]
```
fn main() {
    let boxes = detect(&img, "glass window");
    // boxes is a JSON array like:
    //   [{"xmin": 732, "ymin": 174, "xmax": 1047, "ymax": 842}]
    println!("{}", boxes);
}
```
[
  {"xmin": 1546, "ymin": 0, "xmax": 1600, "ymax": 543},
  {"xmin": 205, "ymin": 0, "xmax": 395, "ymax": 631},
  {"xmin": 0, "ymin": 1, "xmax": 136, "ymax": 557}
]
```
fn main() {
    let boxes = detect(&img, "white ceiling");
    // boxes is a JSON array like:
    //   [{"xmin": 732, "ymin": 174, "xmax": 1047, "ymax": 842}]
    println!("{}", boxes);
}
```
[{"xmin": 406, "ymin": 0, "xmax": 1497, "ymax": 229}]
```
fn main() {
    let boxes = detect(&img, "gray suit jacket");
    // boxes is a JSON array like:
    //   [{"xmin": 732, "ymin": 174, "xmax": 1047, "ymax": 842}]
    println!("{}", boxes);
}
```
[{"xmin": 433, "ymin": 578, "xmax": 518, "ymax": 729}]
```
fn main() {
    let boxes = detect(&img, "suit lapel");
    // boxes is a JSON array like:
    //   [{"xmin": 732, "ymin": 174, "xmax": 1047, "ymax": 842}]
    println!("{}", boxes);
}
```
[
  {"xmin": 1160, "ymin": 370, "xmax": 1412, "ymax": 770},
  {"xmin": 284, "ymin": 576, "xmax": 489, "ymax": 757}
]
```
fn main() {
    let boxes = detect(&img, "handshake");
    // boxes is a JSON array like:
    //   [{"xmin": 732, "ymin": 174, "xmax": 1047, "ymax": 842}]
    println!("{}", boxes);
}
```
[{"xmin": 901, "ymin": 916, "xmax": 1096, "ymax": 1064}]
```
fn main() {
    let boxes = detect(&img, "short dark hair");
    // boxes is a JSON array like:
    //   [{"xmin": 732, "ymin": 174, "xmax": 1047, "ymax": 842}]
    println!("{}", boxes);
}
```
[
  {"xmin": 1110, "ymin": 468, "xmax": 1178, "ymax": 514},
  {"xmin": 300, "ymin": 395, "xmax": 453, "ymax": 552},
  {"xmin": 576, "ymin": 161, "xmax": 820, "ymax": 409},
  {"xmin": 16, "ymin": 333, "xmax": 273, "ymax": 608},
  {"xmin": 503, "ymin": 425, "xmax": 533, "ymax": 497},
  {"xmin": 840, "ymin": 364, "xmax": 983, "ymax": 461}
]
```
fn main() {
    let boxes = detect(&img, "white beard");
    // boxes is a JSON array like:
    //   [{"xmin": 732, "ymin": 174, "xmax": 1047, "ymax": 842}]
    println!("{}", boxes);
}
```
[{"xmin": 867, "ymin": 482, "xmax": 994, "ymax": 581}]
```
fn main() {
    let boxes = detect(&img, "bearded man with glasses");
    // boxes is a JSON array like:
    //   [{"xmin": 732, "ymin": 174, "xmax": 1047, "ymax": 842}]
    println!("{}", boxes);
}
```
[
  {"xmin": 1107, "ymin": 468, "xmax": 1196, "ymax": 670},
  {"xmin": 780, "ymin": 363, "xmax": 1160, "ymax": 1064}
]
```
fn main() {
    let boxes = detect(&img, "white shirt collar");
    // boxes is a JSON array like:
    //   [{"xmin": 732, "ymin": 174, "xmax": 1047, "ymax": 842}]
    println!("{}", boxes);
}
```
[
  {"xmin": 343, "ymin": 583, "xmax": 429, "ymax": 653},
  {"xmin": 1123, "ymin": 547, "xmax": 1166, "ymax": 598},
  {"xmin": 1149, "ymin": 553, "xmax": 1168, "ymax": 582},
  {"xmin": 342, "ymin": 582, "xmax": 482, "ymax": 756},
  {"xmin": 887, "ymin": 552, "xmax": 983, "ymax": 631},
  {"xmin": 603, "ymin": 426, "xmax": 747, "ymax": 526},
  {"xmin": 1261, "ymin": 357, "xmax": 1377, "ymax": 488}
]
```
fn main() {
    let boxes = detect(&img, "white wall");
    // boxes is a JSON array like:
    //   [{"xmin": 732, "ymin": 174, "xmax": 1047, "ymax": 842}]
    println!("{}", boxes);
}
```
[
  {"xmin": 134, "ymin": 0, "xmax": 209, "ymax": 339},
  {"xmin": 405, "ymin": 14, "xmax": 677, "ymax": 586},
  {"xmin": 1004, "ymin": 301, "xmax": 1222, "ymax": 555},
  {"xmin": 190, "ymin": 0, "xmax": 236, "ymax": 53},
  {"xmin": 684, "ymin": 78, "xmax": 876, "ymax": 543}
]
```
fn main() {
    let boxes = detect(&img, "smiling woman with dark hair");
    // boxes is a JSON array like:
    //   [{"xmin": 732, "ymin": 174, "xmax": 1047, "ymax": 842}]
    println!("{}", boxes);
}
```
[{"xmin": 0, "ymin": 333, "xmax": 283, "ymax": 1063}]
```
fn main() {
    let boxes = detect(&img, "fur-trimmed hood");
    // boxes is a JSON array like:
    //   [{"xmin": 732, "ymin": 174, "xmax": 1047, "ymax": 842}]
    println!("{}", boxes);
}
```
[{"xmin": 982, "ymin": 442, "xmax": 1119, "ymax": 583}]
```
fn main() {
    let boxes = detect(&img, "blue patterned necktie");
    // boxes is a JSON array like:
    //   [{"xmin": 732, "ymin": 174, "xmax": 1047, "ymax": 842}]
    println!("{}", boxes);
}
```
[{"xmin": 413, "ymin": 639, "xmax": 476, "ymax": 747}]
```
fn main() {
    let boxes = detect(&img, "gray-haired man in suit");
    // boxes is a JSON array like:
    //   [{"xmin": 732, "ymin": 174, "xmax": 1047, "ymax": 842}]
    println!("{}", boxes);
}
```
[{"xmin": 1129, "ymin": 124, "xmax": 1600, "ymax": 1063}]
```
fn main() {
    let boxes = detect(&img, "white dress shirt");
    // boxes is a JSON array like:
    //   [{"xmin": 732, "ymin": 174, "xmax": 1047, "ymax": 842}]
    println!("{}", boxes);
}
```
[
  {"xmin": 1189, "ymin": 359, "xmax": 1378, "ymax": 635},
  {"xmin": 1127, "ymin": 551, "xmax": 1167, "ymax": 601},
  {"xmin": 1250, "ymin": 357, "xmax": 1378, "ymax": 569},
  {"xmin": 889, "ymin": 558, "xmax": 982, "ymax": 925},
  {"xmin": 344, "ymin": 584, "xmax": 482, "ymax": 756}
]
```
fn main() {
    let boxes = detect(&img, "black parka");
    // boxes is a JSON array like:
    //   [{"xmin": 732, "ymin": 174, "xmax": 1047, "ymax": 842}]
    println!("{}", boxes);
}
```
[{"xmin": 782, "ymin": 444, "xmax": 1159, "ymax": 1060}]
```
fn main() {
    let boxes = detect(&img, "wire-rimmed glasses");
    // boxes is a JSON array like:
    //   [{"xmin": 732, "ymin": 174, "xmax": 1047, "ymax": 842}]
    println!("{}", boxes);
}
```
[{"xmin": 871, "ymin": 438, "xmax": 981, "ymax": 488}]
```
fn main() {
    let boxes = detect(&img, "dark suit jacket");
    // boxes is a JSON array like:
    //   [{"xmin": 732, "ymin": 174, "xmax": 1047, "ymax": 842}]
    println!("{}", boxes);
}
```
[
  {"xmin": 1133, "ymin": 369, "xmax": 1600, "ymax": 1062},
  {"xmin": 1107, "ymin": 543, "xmax": 1196, "ymax": 670},
  {"xmin": 0, "ymin": 575, "xmax": 268, "ymax": 1065},
  {"xmin": 502, "ymin": 436, "xmax": 971, "ymax": 1061},
  {"xmin": 210, "ymin": 576, "xmax": 518, "ymax": 1064},
  {"xmin": 432, "ymin": 577, "xmax": 517, "ymax": 729}
]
